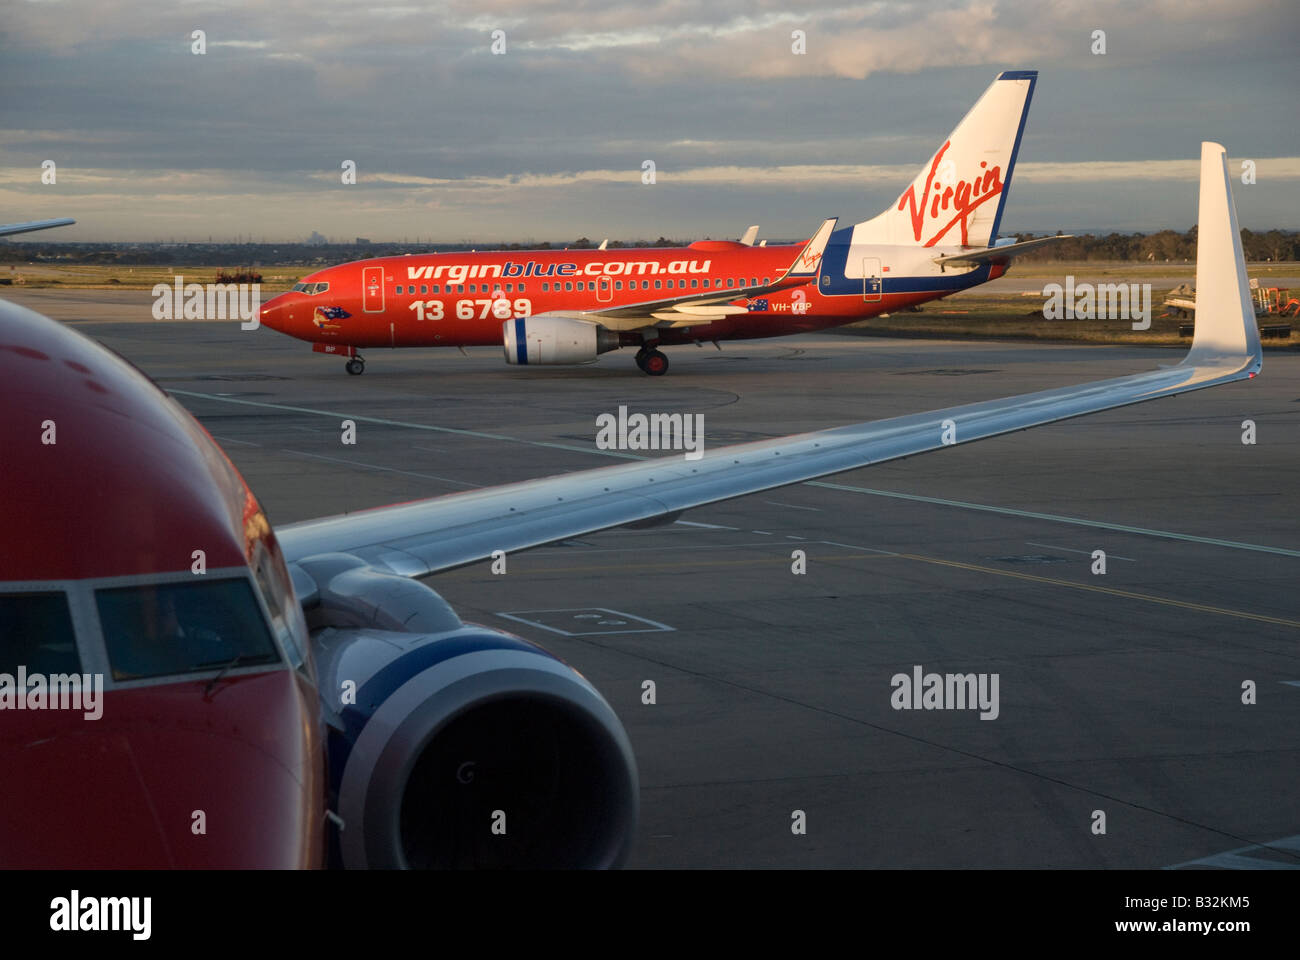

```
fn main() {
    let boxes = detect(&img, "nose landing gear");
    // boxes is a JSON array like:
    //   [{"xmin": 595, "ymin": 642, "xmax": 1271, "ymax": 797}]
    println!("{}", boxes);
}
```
[{"xmin": 345, "ymin": 356, "xmax": 365, "ymax": 376}]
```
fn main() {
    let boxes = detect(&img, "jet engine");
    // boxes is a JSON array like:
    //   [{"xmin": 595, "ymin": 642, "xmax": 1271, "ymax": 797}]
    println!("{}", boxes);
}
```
[
  {"xmin": 502, "ymin": 315, "xmax": 621, "ymax": 365},
  {"xmin": 295, "ymin": 553, "xmax": 638, "ymax": 869}
]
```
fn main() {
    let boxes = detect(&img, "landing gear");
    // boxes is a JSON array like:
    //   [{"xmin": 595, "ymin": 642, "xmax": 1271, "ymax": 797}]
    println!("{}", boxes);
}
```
[
  {"xmin": 635, "ymin": 348, "xmax": 669, "ymax": 376},
  {"xmin": 345, "ymin": 356, "xmax": 365, "ymax": 376}
]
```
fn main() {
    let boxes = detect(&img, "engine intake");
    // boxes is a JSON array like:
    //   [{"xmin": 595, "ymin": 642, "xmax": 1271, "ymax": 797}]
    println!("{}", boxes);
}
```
[{"xmin": 503, "ymin": 316, "xmax": 620, "ymax": 365}]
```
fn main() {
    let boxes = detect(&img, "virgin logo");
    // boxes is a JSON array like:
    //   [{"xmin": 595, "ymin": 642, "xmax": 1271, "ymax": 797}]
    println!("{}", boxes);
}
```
[
  {"xmin": 898, "ymin": 141, "xmax": 1003, "ymax": 247},
  {"xmin": 799, "ymin": 249, "xmax": 822, "ymax": 269}
]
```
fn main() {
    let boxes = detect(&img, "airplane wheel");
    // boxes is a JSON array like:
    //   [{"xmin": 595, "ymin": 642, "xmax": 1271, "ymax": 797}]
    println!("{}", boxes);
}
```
[
  {"xmin": 641, "ymin": 350, "xmax": 669, "ymax": 376},
  {"xmin": 345, "ymin": 358, "xmax": 365, "ymax": 376},
  {"xmin": 634, "ymin": 351, "xmax": 647, "ymax": 372}
]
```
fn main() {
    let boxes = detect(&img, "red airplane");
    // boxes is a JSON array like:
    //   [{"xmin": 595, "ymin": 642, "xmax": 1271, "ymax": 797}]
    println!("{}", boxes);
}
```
[
  {"xmin": 0, "ymin": 143, "xmax": 1259, "ymax": 867},
  {"xmin": 260, "ymin": 71, "xmax": 1067, "ymax": 376}
]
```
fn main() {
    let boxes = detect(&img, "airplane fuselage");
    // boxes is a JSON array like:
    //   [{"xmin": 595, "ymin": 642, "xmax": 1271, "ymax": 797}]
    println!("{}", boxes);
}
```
[{"xmin": 260, "ymin": 239, "xmax": 1006, "ymax": 351}]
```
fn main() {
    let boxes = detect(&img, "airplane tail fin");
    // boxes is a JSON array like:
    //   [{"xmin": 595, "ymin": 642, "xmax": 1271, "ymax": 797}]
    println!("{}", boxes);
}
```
[
  {"xmin": 1184, "ymin": 141, "xmax": 1262, "ymax": 371},
  {"xmin": 854, "ymin": 70, "xmax": 1036, "ymax": 249}
]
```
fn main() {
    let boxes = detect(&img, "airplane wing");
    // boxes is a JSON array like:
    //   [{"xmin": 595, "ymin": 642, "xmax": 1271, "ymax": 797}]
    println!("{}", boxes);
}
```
[
  {"xmin": 277, "ymin": 144, "xmax": 1260, "ymax": 586},
  {"xmin": 561, "ymin": 218, "xmax": 835, "ymax": 329},
  {"xmin": 932, "ymin": 235, "xmax": 1073, "ymax": 268},
  {"xmin": 0, "ymin": 218, "xmax": 75, "ymax": 238}
]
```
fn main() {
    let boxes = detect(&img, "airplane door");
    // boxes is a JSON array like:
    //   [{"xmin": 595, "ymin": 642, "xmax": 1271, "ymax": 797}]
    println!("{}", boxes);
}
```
[
  {"xmin": 863, "ymin": 258, "xmax": 882, "ymax": 302},
  {"xmin": 362, "ymin": 265, "xmax": 385, "ymax": 313},
  {"xmin": 597, "ymin": 275, "xmax": 613, "ymax": 303}
]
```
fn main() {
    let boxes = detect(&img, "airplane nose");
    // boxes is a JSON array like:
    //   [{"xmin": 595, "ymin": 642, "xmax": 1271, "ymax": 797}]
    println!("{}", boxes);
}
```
[{"xmin": 259, "ymin": 294, "xmax": 285, "ymax": 331}]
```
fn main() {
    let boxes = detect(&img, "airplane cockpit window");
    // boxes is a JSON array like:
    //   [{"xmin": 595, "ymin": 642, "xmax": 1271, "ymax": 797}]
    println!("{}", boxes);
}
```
[
  {"xmin": 96, "ymin": 578, "xmax": 280, "ymax": 682},
  {"xmin": 0, "ymin": 591, "xmax": 80, "ymax": 674},
  {"xmin": 291, "ymin": 282, "xmax": 330, "ymax": 295}
]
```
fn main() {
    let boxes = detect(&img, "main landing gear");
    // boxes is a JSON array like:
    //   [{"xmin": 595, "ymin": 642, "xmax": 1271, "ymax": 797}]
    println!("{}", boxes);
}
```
[
  {"xmin": 634, "ymin": 348, "xmax": 669, "ymax": 376},
  {"xmin": 345, "ymin": 355, "xmax": 365, "ymax": 376}
]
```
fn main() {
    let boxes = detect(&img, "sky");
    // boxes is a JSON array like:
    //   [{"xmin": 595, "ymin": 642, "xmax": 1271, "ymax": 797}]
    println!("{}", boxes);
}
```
[{"xmin": 2, "ymin": 0, "xmax": 1297, "ymax": 243}]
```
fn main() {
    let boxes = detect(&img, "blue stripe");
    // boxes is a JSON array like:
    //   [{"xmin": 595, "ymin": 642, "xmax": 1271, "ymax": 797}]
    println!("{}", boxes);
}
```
[
  {"xmin": 987, "ymin": 70, "xmax": 1036, "ymax": 241},
  {"xmin": 513, "ymin": 317, "xmax": 528, "ymax": 364},
  {"xmin": 817, "ymin": 226, "xmax": 992, "ymax": 297}
]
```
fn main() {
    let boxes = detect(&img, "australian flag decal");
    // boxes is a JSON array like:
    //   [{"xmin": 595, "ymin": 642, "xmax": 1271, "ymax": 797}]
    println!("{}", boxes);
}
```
[{"xmin": 747, "ymin": 298, "xmax": 769, "ymax": 312}]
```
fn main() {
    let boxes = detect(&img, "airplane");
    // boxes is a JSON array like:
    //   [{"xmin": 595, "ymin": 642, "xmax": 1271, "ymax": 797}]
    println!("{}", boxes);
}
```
[
  {"xmin": 259, "ymin": 70, "xmax": 1067, "ymax": 377},
  {"xmin": 0, "ymin": 218, "xmax": 76, "ymax": 238},
  {"xmin": 0, "ymin": 143, "xmax": 1259, "ymax": 867}
]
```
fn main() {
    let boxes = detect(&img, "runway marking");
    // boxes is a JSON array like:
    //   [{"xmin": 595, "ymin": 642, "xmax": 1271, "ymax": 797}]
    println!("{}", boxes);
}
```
[
  {"xmin": 1024, "ymin": 541, "xmax": 1136, "ymax": 561},
  {"xmin": 1281, "ymin": 681, "xmax": 1300, "ymax": 688},
  {"xmin": 762, "ymin": 500, "xmax": 822, "ymax": 511},
  {"xmin": 1167, "ymin": 834, "xmax": 1300, "ymax": 870},
  {"xmin": 809, "ymin": 481, "xmax": 1300, "ymax": 559},
  {"xmin": 169, "ymin": 389, "xmax": 642, "ymax": 461},
  {"xmin": 674, "ymin": 520, "xmax": 738, "ymax": 530},
  {"xmin": 442, "ymin": 552, "xmax": 898, "ymax": 578},
  {"xmin": 281, "ymin": 448, "xmax": 479, "ymax": 488},
  {"xmin": 209, "ymin": 434, "xmax": 261, "ymax": 447},
  {"xmin": 496, "ymin": 607, "xmax": 674, "ymax": 636},
  {"xmin": 895, "ymin": 552, "xmax": 1300, "ymax": 630}
]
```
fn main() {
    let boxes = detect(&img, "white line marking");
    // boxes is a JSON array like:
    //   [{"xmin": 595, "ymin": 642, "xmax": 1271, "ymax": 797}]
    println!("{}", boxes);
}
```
[
  {"xmin": 820, "ymin": 540, "xmax": 899, "ymax": 557},
  {"xmin": 761, "ymin": 500, "xmax": 822, "ymax": 511},
  {"xmin": 281, "ymin": 448, "xmax": 478, "ymax": 488},
  {"xmin": 209, "ymin": 435, "xmax": 261, "ymax": 447},
  {"xmin": 170, "ymin": 389, "xmax": 640, "ymax": 460},
  {"xmin": 495, "ymin": 607, "xmax": 675, "ymax": 636},
  {"xmin": 674, "ymin": 520, "xmax": 738, "ymax": 530},
  {"xmin": 1024, "ymin": 541, "xmax": 1136, "ymax": 561},
  {"xmin": 809, "ymin": 481, "xmax": 1300, "ymax": 559}
]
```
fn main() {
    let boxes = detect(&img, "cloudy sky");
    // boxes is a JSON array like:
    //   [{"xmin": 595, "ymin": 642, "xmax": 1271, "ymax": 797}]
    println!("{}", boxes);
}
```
[{"xmin": 2, "ymin": 0, "xmax": 1297, "ymax": 242}]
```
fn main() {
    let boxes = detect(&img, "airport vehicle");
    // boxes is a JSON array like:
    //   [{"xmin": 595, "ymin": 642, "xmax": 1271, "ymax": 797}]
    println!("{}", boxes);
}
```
[
  {"xmin": 0, "ymin": 145, "xmax": 1259, "ymax": 867},
  {"xmin": 259, "ymin": 71, "xmax": 1063, "ymax": 376}
]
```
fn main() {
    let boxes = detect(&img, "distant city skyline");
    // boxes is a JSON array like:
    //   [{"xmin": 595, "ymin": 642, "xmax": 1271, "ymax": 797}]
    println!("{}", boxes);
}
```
[{"xmin": 3, "ymin": 0, "xmax": 1297, "ymax": 243}]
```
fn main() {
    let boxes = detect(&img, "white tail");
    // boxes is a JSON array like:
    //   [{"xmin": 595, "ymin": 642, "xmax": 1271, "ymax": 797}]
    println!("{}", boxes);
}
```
[{"xmin": 854, "ymin": 70, "xmax": 1036, "ymax": 249}]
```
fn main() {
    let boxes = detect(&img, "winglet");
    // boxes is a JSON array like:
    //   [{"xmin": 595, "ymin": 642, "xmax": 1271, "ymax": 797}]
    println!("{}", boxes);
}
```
[
  {"xmin": 1184, "ymin": 142, "xmax": 1262, "ymax": 373},
  {"xmin": 779, "ymin": 218, "xmax": 836, "ymax": 281}
]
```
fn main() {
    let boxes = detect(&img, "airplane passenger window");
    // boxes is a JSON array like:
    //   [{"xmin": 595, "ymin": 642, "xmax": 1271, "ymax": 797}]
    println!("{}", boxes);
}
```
[
  {"xmin": 518, "ymin": 283, "xmax": 525, "ymax": 292},
  {"xmin": 96, "ymin": 578, "xmax": 279, "ymax": 682},
  {"xmin": 692, "ymin": 279, "xmax": 698, "ymax": 288},
  {"xmin": 468, "ymin": 284, "xmax": 476, "ymax": 293},
  {"xmin": 654, "ymin": 280, "xmax": 661, "ymax": 289},
  {"xmin": 565, "ymin": 282, "xmax": 572, "ymax": 291},
  {"xmin": 396, "ymin": 286, "xmax": 405, "ymax": 294},
  {"xmin": 0, "ymin": 591, "xmax": 80, "ymax": 675},
  {"xmin": 542, "ymin": 283, "xmax": 549, "ymax": 291},
  {"xmin": 703, "ymin": 279, "xmax": 710, "ymax": 288},
  {"xmin": 615, "ymin": 282, "xmax": 622, "ymax": 290},
  {"xmin": 727, "ymin": 279, "xmax": 734, "ymax": 287},
  {"xmin": 420, "ymin": 285, "xmax": 428, "ymax": 294},
  {"xmin": 642, "ymin": 281, "xmax": 649, "ymax": 289},
  {"xmin": 763, "ymin": 277, "xmax": 770, "ymax": 284},
  {"xmin": 432, "ymin": 285, "xmax": 440, "ymax": 293}
]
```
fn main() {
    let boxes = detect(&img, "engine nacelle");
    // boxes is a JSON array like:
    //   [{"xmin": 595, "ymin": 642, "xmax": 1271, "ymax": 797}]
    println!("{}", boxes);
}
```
[
  {"xmin": 296, "ymin": 553, "xmax": 638, "ymax": 869},
  {"xmin": 503, "ymin": 315, "xmax": 620, "ymax": 365}
]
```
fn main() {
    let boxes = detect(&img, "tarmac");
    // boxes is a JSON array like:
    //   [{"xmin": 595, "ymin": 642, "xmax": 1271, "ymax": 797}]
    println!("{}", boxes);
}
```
[{"xmin": 8, "ymin": 287, "xmax": 1300, "ymax": 869}]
